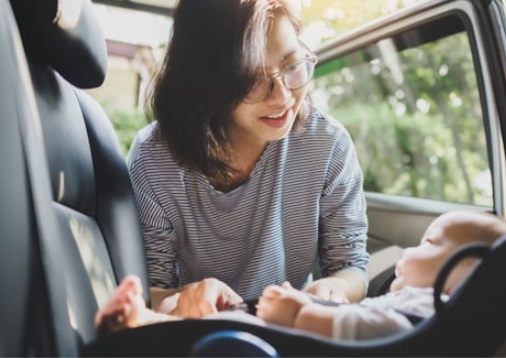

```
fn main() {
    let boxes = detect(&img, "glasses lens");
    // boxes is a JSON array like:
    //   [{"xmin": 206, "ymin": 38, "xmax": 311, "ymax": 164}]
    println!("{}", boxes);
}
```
[
  {"xmin": 243, "ymin": 50, "xmax": 316, "ymax": 103},
  {"xmin": 284, "ymin": 59, "xmax": 315, "ymax": 89},
  {"xmin": 245, "ymin": 76, "xmax": 270, "ymax": 102}
]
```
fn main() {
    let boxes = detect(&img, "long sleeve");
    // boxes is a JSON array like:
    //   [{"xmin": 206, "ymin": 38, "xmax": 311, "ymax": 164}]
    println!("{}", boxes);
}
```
[
  {"xmin": 129, "ymin": 136, "xmax": 179, "ymax": 289},
  {"xmin": 318, "ymin": 121, "xmax": 369, "ymax": 276},
  {"xmin": 332, "ymin": 287, "xmax": 436, "ymax": 340},
  {"xmin": 331, "ymin": 303, "xmax": 413, "ymax": 340}
]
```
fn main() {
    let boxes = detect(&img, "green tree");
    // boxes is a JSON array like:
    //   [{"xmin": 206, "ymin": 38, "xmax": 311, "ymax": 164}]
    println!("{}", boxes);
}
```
[
  {"xmin": 106, "ymin": 106, "xmax": 148, "ymax": 157},
  {"xmin": 311, "ymin": 27, "xmax": 490, "ymax": 206}
]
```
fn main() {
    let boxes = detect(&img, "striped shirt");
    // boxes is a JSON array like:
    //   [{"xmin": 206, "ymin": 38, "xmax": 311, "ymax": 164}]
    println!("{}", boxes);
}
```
[{"xmin": 128, "ymin": 107, "xmax": 369, "ymax": 301}]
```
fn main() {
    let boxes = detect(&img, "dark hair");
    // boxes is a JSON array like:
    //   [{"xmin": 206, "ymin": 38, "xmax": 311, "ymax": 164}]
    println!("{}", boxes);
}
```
[{"xmin": 146, "ymin": 0, "xmax": 304, "ymax": 178}]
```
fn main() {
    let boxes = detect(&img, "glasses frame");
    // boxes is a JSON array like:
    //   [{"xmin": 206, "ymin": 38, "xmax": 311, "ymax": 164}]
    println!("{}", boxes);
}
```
[{"xmin": 244, "ymin": 40, "xmax": 318, "ymax": 103}]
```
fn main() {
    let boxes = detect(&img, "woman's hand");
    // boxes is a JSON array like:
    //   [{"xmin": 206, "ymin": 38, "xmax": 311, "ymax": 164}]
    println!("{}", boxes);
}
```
[
  {"xmin": 256, "ymin": 282, "xmax": 313, "ymax": 328},
  {"xmin": 303, "ymin": 277, "xmax": 350, "ymax": 303},
  {"xmin": 159, "ymin": 278, "xmax": 242, "ymax": 318}
]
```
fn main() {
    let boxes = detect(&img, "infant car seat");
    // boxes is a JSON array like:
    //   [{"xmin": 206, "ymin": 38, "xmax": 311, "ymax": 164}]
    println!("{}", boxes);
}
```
[{"xmin": 83, "ymin": 233, "xmax": 506, "ymax": 357}]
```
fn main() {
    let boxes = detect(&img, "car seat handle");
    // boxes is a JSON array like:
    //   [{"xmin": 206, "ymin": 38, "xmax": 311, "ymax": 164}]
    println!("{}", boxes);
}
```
[{"xmin": 433, "ymin": 244, "xmax": 490, "ymax": 314}]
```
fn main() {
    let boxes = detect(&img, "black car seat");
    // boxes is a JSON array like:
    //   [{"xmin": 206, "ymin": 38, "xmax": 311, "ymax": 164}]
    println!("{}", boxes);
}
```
[
  {"xmin": 84, "ymin": 233, "xmax": 506, "ymax": 357},
  {"xmin": 0, "ymin": 0, "xmax": 40, "ymax": 355},
  {"xmin": 2, "ymin": 0, "xmax": 150, "ymax": 355}
]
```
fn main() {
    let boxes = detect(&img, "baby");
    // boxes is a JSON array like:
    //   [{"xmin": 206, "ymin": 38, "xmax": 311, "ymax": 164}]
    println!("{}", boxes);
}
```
[
  {"xmin": 95, "ymin": 211, "xmax": 506, "ymax": 339},
  {"xmin": 255, "ymin": 211, "xmax": 506, "ymax": 340}
]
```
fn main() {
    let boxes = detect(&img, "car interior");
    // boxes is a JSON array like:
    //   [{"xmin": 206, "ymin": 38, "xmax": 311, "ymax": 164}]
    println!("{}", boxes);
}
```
[{"xmin": 1, "ymin": 0, "xmax": 506, "ymax": 356}]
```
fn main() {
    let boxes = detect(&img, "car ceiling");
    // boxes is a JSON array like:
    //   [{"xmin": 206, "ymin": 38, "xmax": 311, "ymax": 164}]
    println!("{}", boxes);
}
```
[{"xmin": 92, "ymin": 0, "xmax": 178, "ymax": 16}]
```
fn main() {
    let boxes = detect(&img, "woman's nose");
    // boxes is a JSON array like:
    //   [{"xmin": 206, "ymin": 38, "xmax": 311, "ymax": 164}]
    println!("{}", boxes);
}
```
[{"xmin": 265, "ymin": 76, "xmax": 292, "ymax": 103}]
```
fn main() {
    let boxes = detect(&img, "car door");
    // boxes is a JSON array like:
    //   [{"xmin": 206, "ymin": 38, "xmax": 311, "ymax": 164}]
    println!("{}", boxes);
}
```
[{"xmin": 309, "ymin": 0, "xmax": 506, "ymax": 294}]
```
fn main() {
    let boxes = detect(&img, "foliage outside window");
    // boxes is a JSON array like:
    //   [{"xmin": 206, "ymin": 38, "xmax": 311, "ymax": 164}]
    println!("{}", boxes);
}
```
[
  {"xmin": 106, "ymin": 105, "xmax": 149, "ymax": 157},
  {"xmin": 310, "ymin": 17, "xmax": 492, "ymax": 206}
]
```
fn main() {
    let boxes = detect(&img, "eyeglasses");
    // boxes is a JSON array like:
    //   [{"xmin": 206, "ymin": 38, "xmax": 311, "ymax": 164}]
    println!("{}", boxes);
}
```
[{"xmin": 244, "ymin": 42, "xmax": 318, "ymax": 103}]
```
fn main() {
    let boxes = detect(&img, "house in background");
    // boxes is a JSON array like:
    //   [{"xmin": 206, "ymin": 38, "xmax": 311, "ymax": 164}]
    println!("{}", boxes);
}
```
[
  {"xmin": 86, "ymin": 2, "xmax": 172, "ymax": 112},
  {"xmin": 86, "ymin": 38, "xmax": 157, "ymax": 110}
]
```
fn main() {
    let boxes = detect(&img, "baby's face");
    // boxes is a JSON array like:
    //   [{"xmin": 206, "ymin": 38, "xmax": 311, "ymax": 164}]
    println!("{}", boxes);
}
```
[{"xmin": 390, "ymin": 217, "xmax": 462, "ymax": 292}]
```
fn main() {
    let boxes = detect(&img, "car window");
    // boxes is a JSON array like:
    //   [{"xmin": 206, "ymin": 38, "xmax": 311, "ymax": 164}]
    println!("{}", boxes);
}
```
[{"xmin": 310, "ymin": 14, "xmax": 492, "ymax": 207}]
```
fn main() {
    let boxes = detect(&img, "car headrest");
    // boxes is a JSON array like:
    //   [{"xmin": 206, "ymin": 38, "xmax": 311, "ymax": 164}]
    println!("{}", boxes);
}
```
[{"xmin": 9, "ymin": 0, "xmax": 107, "ymax": 88}]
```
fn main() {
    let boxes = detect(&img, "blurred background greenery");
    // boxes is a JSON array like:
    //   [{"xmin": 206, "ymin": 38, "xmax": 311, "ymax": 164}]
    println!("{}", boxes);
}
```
[{"xmin": 103, "ymin": 104, "xmax": 147, "ymax": 156}]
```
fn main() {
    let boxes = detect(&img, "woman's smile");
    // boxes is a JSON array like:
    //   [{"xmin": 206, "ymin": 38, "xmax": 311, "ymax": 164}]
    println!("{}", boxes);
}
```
[{"xmin": 259, "ymin": 109, "xmax": 291, "ymax": 128}]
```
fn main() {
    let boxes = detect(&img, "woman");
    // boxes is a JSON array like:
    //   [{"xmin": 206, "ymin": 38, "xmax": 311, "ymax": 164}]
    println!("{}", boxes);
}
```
[{"xmin": 128, "ymin": 0, "xmax": 369, "ymax": 318}]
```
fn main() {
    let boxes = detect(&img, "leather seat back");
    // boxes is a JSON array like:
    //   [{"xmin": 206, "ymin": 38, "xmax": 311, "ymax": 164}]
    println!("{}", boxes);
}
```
[{"xmin": 8, "ymin": 0, "xmax": 150, "ymax": 347}]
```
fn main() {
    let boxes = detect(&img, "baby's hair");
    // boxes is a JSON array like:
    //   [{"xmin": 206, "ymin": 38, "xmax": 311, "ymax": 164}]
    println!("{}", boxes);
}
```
[
  {"xmin": 429, "ymin": 211, "xmax": 506, "ymax": 294},
  {"xmin": 442, "ymin": 211, "xmax": 506, "ymax": 246}
]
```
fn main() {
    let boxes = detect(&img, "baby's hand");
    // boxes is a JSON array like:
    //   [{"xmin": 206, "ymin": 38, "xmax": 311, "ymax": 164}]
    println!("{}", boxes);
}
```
[
  {"xmin": 95, "ymin": 275, "xmax": 146, "ymax": 336},
  {"xmin": 256, "ymin": 282, "xmax": 312, "ymax": 328}
]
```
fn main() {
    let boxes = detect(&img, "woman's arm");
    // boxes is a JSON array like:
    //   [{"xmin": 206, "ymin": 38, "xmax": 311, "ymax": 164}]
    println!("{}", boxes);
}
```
[
  {"xmin": 130, "ymin": 152, "xmax": 184, "ymax": 310},
  {"xmin": 315, "ymin": 121, "xmax": 370, "ymax": 303}
]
